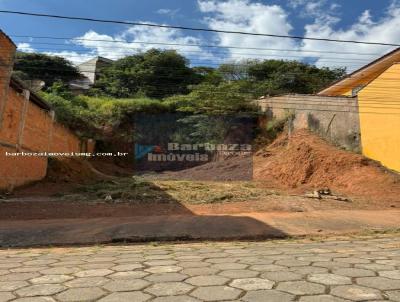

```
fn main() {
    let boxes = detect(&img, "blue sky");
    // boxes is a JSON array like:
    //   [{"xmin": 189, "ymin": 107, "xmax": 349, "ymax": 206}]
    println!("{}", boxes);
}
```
[{"xmin": 1, "ymin": 0, "xmax": 399, "ymax": 71}]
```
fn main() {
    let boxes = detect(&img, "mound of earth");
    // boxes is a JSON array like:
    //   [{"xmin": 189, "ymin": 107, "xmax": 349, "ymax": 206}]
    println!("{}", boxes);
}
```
[
  {"xmin": 46, "ymin": 158, "xmax": 106, "ymax": 183},
  {"xmin": 254, "ymin": 129, "xmax": 400, "ymax": 202},
  {"xmin": 89, "ymin": 158, "xmax": 134, "ymax": 177},
  {"xmin": 158, "ymin": 156, "xmax": 253, "ymax": 181}
]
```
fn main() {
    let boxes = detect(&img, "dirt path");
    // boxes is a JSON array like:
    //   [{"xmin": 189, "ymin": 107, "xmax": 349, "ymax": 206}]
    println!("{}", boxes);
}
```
[{"xmin": 1, "ymin": 209, "xmax": 399, "ymax": 247}]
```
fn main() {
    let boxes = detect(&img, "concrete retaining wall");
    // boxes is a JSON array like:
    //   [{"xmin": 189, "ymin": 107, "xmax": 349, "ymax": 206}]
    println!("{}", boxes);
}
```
[{"xmin": 257, "ymin": 94, "xmax": 361, "ymax": 151}]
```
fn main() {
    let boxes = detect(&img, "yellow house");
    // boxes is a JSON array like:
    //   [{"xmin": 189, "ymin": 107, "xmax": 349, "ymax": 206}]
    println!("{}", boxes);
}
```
[{"xmin": 318, "ymin": 48, "xmax": 400, "ymax": 172}]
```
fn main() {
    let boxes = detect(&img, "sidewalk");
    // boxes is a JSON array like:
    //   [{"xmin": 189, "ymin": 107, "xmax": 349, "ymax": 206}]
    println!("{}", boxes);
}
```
[
  {"xmin": 0, "ymin": 234, "xmax": 400, "ymax": 302},
  {"xmin": 1, "ymin": 209, "xmax": 399, "ymax": 247}
]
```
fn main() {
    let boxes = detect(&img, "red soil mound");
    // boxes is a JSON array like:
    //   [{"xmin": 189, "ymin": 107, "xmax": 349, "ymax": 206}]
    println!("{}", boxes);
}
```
[
  {"xmin": 254, "ymin": 130, "xmax": 400, "ymax": 202},
  {"xmin": 46, "ymin": 158, "xmax": 103, "ymax": 183}
]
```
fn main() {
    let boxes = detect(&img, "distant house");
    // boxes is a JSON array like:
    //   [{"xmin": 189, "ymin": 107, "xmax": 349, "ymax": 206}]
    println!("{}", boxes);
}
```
[
  {"xmin": 69, "ymin": 56, "xmax": 113, "ymax": 94},
  {"xmin": 258, "ymin": 48, "xmax": 400, "ymax": 173}
]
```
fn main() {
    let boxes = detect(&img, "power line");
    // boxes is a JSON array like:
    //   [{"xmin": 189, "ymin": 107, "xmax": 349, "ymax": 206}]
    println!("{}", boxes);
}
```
[
  {"xmin": 2, "ymin": 10, "xmax": 400, "ymax": 47},
  {"xmin": 10, "ymin": 35, "xmax": 388, "ymax": 56},
  {"xmin": 10, "ymin": 46, "xmax": 373, "ymax": 63}
]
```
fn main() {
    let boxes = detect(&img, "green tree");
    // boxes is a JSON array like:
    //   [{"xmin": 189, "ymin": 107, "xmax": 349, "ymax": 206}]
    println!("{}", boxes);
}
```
[
  {"xmin": 95, "ymin": 49, "xmax": 199, "ymax": 99},
  {"xmin": 13, "ymin": 52, "xmax": 82, "ymax": 88},
  {"xmin": 247, "ymin": 59, "xmax": 346, "ymax": 95}
]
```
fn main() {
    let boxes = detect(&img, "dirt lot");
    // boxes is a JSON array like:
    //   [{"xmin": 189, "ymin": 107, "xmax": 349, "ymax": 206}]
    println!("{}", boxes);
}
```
[{"xmin": 2, "ymin": 129, "xmax": 399, "ymax": 221}]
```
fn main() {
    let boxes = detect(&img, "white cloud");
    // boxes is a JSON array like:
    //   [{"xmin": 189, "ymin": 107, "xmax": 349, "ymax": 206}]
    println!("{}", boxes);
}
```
[
  {"xmin": 19, "ymin": 24, "xmax": 216, "ymax": 65},
  {"xmin": 18, "ymin": 42, "xmax": 96, "ymax": 65},
  {"xmin": 300, "ymin": 2, "xmax": 400, "ymax": 71},
  {"xmin": 156, "ymin": 8, "xmax": 180, "ymax": 18},
  {"xmin": 198, "ymin": 0, "xmax": 297, "ymax": 61},
  {"xmin": 198, "ymin": 0, "xmax": 400, "ymax": 72},
  {"xmin": 16, "ymin": 0, "xmax": 400, "ymax": 73},
  {"xmin": 17, "ymin": 43, "xmax": 35, "ymax": 53}
]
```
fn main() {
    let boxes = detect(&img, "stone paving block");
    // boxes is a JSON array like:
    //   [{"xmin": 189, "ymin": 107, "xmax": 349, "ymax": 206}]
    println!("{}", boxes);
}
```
[
  {"xmin": 145, "ymin": 282, "xmax": 193, "ymax": 296},
  {"xmin": 56, "ymin": 287, "xmax": 106, "ymax": 302},
  {"xmin": 218, "ymin": 269, "xmax": 259, "ymax": 278},
  {"xmin": 376, "ymin": 259, "xmax": 400, "ymax": 266},
  {"xmin": 178, "ymin": 261, "xmax": 210, "ymax": 268},
  {"xmin": 334, "ymin": 257, "xmax": 371, "ymax": 264},
  {"xmin": 260, "ymin": 271, "xmax": 302, "ymax": 282},
  {"xmin": 276, "ymin": 281, "xmax": 325, "ymax": 295},
  {"xmin": 356, "ymin": 276, "xmax": 400, "ymax": 290},
  {"xmin": 0, "ymin": 263, "xmax": 21, "ymax": 269},
  {"xmin": 86, "ymin": 257, "xmax": 116, "ymax": 263},
  {"xmin": 0, "ymin": 292, "xmax": 14, "ymax": 302},
  {"xmin": 145, "ymin": 272, "xmax": 188, "ymax": 282},
  {"xmin": 51, "ymin": 261, "xmax": 85, "ymax": 267},
  {"xmin": 249, "ymin": 264, "xmax": 289, "ymax": 272},
  {"xmin": 12, "ymin": 298, "xmax": 57, "ymax": 302},
  {"xmin": 79, "ymin": 262, "xmax": 115, "ymax": 270},
  {"xmin": 110, "ymin": 263, "xmax": 143, "ymax": 271},
  {"xmin": 108, "ymin": 271, "xmax": 149, "ymax": 279},
  {"xmin": 98, "ymin": 292, "xmax": 152, "ymax": 302},
  {"xmin": 386, "ymin": 290, "xmax": 400, "ymax": 302},
  {"xmin": 206, "ymin": 258, "xmax": 239, "ymax": 264},
  {"xmin": 30, "ymin": 275, "xmax": 74, "ymax": 284},
  {"xmin": 297, "ymin": 256, "xmax": 333, "ymax": 262},
  {"xmin": 275, "ymin": 260, "xmax": 311, "ymax": 267},
  {"xmin": 175, "ymin": 256, "xmax": 204, "ymax": 261},
  {"xmin": 16, "ymin": 284, "xmax": 66, "ymax": 297},
  {"xmin": 64, "ymin": 277, "xmax": 108, "ymax": 288},
  {"xmin": 237, "ymin": 257, "xmax": 274, "ymax": 265},
  {"xmin": 143, "ymin": 260, "xmax": 177, "ymax": 266},
  {"xmin": 299, "ymin": 295, "xmax": 349, "ymax": 302},
  {"xmin": 290, "ymin": 266, "xmax": 329, "ymax": 275},
  {"xmin": 330, "ymin": 285, "xmax": 383, "ymax": 301},
  {"xmin": 313, "ymin": 262, "xmax": 351, "ymax": 269},
  {"xmin": 103, "ymin": 279, "xmax": 150, "ymax": 291},
  {"xmin": 379, "ymin": 270, "xmax": 400, "ymax": 280},
  {"xmin": 39, "ymin": 267, "xmax": 80, "ymax": 275},
  {"xmin": 186, "ymin": 275, "xmax": 229, "ymax": 286},
  {"xmin": 333, "ymin": 268, "xmax": 376, "ymax": 278},
  {"xmin": 355, "ymin": 263, "xmax": 396, "ymax": 271},
  {"xmin": 23, "ymin": 260, "xmax": 57, "ymax": 266},
  {"xmin": 152, "ymin": 295, "xmax": 201, "ymax": 302},
  {"xmin": 0, "ymin": 272, "xmax": 40, "ymax": 281},
  {"xmin": 144, "ymin": 255, "xmax": 173, "ymax": 260},
  {"xmin": 74, "ymin": 269, "xmax": 113, "ymax": 277},
  {"xmin": 182, "ymin": 267, "xmax": 220, "ymax": 276},
  {"xmin": 145, "ymin": 265, "xmax": 182, "ymax": 274},
  {"xmin": 0, "ymin": 281, "xmax": 29, "ymax": 291},
  {"xmin": 230, "ymin": 278, "xmax": 274, "ymax": 290},
  {"xmin": 212, "ymin": 263, "xmax": 247, "ymax": 270},
  {"xmin": 190, "ymin": 285, "xmax": 242, "ymax": 301},
  {"xmin": 308, "ymin": 273, "xmax": 352, "ymax": 285},
  {"xmin": 241, "ymin": 289, "xmax": 295, "ymax": 302}
]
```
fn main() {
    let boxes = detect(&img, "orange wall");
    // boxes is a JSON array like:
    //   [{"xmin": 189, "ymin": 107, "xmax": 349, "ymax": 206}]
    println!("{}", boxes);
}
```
[
  {"xmin": 0, "ymin": 88, "xmax": 83, "ymax": 190},
  {"xmin": 0, "ymin": 30, "xmax": 89, "ymax": 190}
]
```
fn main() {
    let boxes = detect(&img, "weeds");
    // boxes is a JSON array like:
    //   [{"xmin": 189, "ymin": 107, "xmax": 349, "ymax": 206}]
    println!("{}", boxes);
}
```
[{"xmin": 66, "ymin": 177, "xmax": 273, "ymax": 204}]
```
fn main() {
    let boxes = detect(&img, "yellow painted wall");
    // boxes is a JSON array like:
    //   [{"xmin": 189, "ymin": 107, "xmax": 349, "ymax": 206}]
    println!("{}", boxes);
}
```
[{"xmin": 358, "ymin": 63, "xmax": 400, "ymax": 172}]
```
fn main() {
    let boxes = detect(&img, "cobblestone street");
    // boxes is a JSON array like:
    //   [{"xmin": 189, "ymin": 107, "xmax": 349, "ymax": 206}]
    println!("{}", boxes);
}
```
[{"xmin": 0, "ymin": 235, "xmax": 400, "ymax": 301}]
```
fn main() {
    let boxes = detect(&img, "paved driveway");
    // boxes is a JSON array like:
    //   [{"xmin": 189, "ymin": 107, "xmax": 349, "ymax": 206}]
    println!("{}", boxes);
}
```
[{"xmin": 0, "ymin": 235, "xmax": 400, "ymax": 301}]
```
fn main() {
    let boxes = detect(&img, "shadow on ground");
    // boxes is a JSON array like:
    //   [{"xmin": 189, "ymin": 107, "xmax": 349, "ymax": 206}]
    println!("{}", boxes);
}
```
[{"xmin": 0, "ymin": 178, "xmax": 287, "ymax": 247}]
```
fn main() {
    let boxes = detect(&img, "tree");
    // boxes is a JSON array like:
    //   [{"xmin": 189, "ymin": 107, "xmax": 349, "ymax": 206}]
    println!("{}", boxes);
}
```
[
  {"xmin": 13, "ymin": 52, "xmax": 82, "ymax": 88},
  {"xmin": 218, "ymin": 61, "xmax": 251, "ymax": 81},
  {"xmin": 247, "ymin": 59, "xmax": 346, "ymax": 95},
  {"xmin": 95, "ymin": 49, "xmax": 199, "ymax": 99}
]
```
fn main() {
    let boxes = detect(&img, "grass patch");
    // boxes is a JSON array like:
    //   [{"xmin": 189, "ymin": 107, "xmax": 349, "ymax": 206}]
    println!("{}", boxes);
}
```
[{"xmin": 66, "ymin": 177, "xmax": 272, "ymax": 204}]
